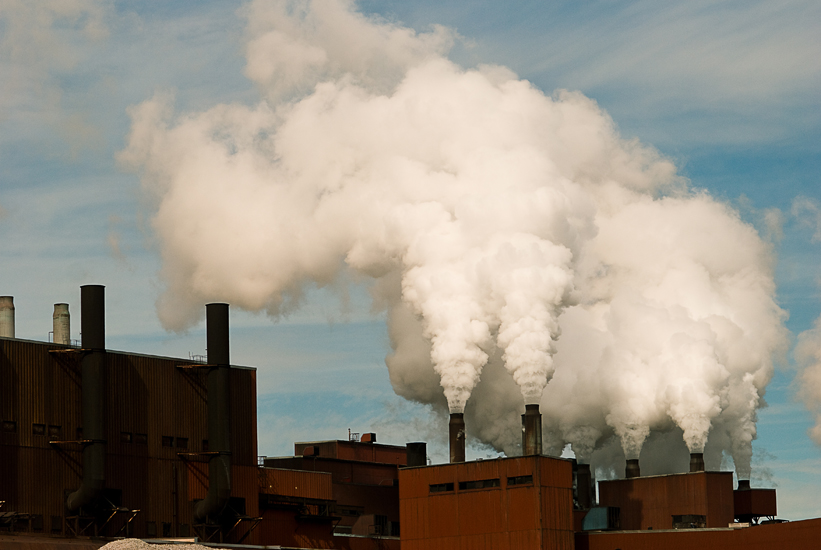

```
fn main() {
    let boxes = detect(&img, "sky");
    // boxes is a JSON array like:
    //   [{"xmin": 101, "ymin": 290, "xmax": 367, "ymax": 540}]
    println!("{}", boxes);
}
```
[{"xmin": 1, "ymin": 0, "xmax": 820, "ymax": 519}]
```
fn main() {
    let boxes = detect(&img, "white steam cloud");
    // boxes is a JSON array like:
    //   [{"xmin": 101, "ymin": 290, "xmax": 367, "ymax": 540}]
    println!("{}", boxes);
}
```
[{"xmin": 120, "ymin": 0, "xmax": 788, "ymax": 474}]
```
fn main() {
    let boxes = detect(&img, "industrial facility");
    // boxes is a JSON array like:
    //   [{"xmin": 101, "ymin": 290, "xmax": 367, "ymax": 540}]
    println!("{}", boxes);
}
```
[{"xmin": 2, "ymin": 286, "xmax": 820, "ymax": 549}]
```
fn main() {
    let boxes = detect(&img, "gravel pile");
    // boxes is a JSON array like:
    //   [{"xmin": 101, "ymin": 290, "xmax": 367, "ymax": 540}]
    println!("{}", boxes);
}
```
[{"xmin": 100, "ymin": 539, "xmax": 229, "ymax": 550}]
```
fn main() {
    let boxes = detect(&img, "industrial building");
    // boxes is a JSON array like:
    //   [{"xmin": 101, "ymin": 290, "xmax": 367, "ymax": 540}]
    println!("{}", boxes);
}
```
[{"xmin": 2, "ymin": 286, "xmax": 821, "ymax": 549}]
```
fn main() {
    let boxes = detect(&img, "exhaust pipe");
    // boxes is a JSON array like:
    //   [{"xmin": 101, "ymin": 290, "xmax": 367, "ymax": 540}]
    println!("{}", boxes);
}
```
[
  {"xmin": 194, "ymin": 303, "xmax": 232, "ymax": 523},
  {"xmin": 406, "ymin": 442, "xmax": 427, "ymax": 467},
  {"xmin": 67, "ymin": 285, "xmax": 106, "ymax": 512},
  {"xmin": 689, "ymin": 452, "xmax": 705, "ymax": 473},
  {"xmin": 0, "ymin": 296, "xmax": 15, "ymax": 338},
  {"xmin": 521, "ymin": 404, "xmax": 543, "ymax": 456},
  {"xmin": 449, "ymin": 413, "xmax": 465, "ymax": 463},
  {"xmin": 576, "ymin": 463, "xmax": 594, "ymax": 509},
  {"xmin": 625, "ymin": 459, "xmax": 640, "ymax": 479},
  {"xmin": 53, "ymin": 303, "xmax": 70, "ymax": 345},
  {"xmin": 737, "ymin": 479, "xmax": 751, "ymax": 491}
]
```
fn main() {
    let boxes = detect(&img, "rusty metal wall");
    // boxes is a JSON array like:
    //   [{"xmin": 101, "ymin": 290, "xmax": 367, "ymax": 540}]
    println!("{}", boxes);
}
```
[
  {"xmin": 259, "ymin": 467, "xmax": 333, "ymax": 500},
  {"xmin": 734, "ymin": 488, "xmax": 777, "ymax": 518},
  {"xmin": 576, "ymin": 517, "xmax": 821, "ymax": 550},
  {"xmin": 598, "ymin": 471, "xmax": 735, "ymax": 530},
  {"xmin": 0, "ymin": 337, "xmax": 257, "ymax": 539},
  {"xmin": 399, "ymin": 456, "xmax": 574, "ymax": 550}
]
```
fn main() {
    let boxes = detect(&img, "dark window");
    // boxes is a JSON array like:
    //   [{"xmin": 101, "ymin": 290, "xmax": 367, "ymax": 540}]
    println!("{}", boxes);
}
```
[
  {"xmin": 459, "ymin": 478, "xmax": 500, "ymax": 490},
  {"xmin": 429, "ymin": 482, "xmax": 454, "ymax": 493},
  {"xmin": 162, "ymin": 436, "xmax": 174, "ymax": 447},
  {"xmin": 146, "ymin": 521, "xmax": 156, "ymax": 537},
  {"xmin": 176, "ymin": 437, "xmax": 189, "ymax": 449},
  {"xmin": 2, "ymin": 420, "xmax": 16, "ymax": 433},
  {"xmin": 180, "ymin": 524, "xmax": 189, "ymax": 537},
  {"xmin": 76, "ymin": 427, "xmax": 83, "ymax": 440},
  {"xmin": 202, "ymin": 439, "xmax": 209, "ymax": 451},
  {"xmin": 162, "ymin": 522, "xmax": 171, "ymax": 537},
  {"xmin": 33, "ymin": 423, "xmax": 45, "ymax": 436},
  {"xmin": 48, "ymin": 425, "xmax": 62, "ymax": 438},
  {"xmin": 672, "ymin": 514, "xmax": 706, "ymax": 529},
  {"xmin": 51, "ymin": 516, "xmax": 62, "ymax": 533},
  {"xmin": 508, "ymin": 475, "xmax": 533, "ymax": 486},
  {"xmin": 31, "ymin": 514, "xmax": 43, "ymax": 531},
  {"xmin": 120, "ymin": 432, "xmax": 132, "ymax": 443},
  {"xmin": 134, "ymin": 433, "xmax": 148, "ymax": 445}
]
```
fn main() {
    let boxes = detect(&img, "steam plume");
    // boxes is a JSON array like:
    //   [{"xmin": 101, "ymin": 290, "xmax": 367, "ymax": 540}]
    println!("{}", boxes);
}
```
[{"xmin": 120, "ymin": 0, "xmax": 787, "ymax": 471}]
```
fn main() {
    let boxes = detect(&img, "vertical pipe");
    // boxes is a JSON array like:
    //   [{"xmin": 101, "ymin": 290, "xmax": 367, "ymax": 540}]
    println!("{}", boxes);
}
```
[
  {"xmin": 53, "ymin": 303, "xmax": 70, "ymax": 345},
  {"xmin": 689, "ymin": 452, "xmax": 705, "ymax": 473},
  {"xmin": 576, "ymin": 463, "xmax": 593, "ymax": 509},
  {"xmin": 625, "ymin": 459, "xmax": 641, "ymax": 479},
  {"xmin": 0, "ymin": 296, "xmax": 15, "ymax": 338},
  {"xmin": 67, "ymin": 285, "xmax": 106, "ymax": 512},
  {"xmin": 194, "ymin": 303, "xmax": 232, "ymax": 523},
  {"xmin": 406, "ymin": 442, "xmax": 427, "ymax": 467},
  {"xmin": 521, "ymin": 404, "xmax": 543, "ymax": 456},
  {"xmin": 449, "ymin": 413, "xmax": 465, "ymax": 463}
]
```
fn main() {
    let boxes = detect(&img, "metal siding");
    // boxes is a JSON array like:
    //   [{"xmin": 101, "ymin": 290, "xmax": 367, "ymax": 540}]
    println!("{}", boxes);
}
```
[{"xmin": 259, "ymin": 467, "xmax": 333, "ymax": 500}]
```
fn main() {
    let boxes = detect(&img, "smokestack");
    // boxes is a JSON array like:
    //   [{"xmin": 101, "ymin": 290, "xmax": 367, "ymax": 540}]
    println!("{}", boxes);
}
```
[
  {"xmin": 576, "ymin": 463, "xmax": 594, "ymax": 509},
  {"xmin": 625, "ymin": 459, "xmax": 640, "ymax": 479},
  {"xmin": 53, "ymin": 303, "xmax": 70, "ymax": 345},
  {"xmin": 0, "ymin": 296, "xmax": 15, "ymax": 338},
  {"xmin": 449, "ymin": 413, "xmax": 465, "ymax": 463},
  {"xmin": 737, "ymin": 479, "xmax": 751, "ymax": 491},
  {"xmin": 67, "ymin": 285, "xmax": 106, "ymax": 512},
  {"xmin": 406, "ymin": 442, "xmax": 427, "ymax": 467},
  {"xmin": 194, "ymin": 303, "xmax": 232, "ymax": 523},
  {"xmin": 521, "ymin": 404, "xmax": 543, "ymax": 455},
  {"xmin": 689, "ymin": 452, "xmax": 705, "ymax": 473}
]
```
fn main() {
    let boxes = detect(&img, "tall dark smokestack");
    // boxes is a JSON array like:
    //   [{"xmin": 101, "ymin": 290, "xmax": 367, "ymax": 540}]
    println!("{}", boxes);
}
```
[
  {"xmin": 449, "ymin": 413, "xmax": 465, "ymax": 463},
  {"xmin": 689, "ymin": 452, "xmax": 705, "ymax": 473},
  {"xmin": 625, "ymin": 459, "xmax": 640, "ymax": 479},
  {"xmin": 576, "ymin": 463, "xmax": 594, "ymax": 509},
  {"xmin": 737, "ymin": 479, "xmax": 751, "ymax": 490},
  {"xmin": 194, "ymin": 303, "xmax": 232, "ymax": 523},
  {"xmin": 67, "ymin": 285, "xmax": 106, "ymax": 512},
  {"xmin": 521, "ymin": 404, "xmax": 543, "ymax": 455},
  {"xmin": 406, "ymin": 442, "xmax": 427, "ymax": 467}
]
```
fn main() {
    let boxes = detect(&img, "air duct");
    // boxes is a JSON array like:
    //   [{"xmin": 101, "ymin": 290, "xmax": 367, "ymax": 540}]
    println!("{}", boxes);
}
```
[
  {"xmin": 625, "ymin": 459, "xmax": 640, "ymax": 479},
  {"xmin": 67, "ymin": 285, "xmax": 106, "ymax": 512},
  {"xmin": 689, "ymin": 452, "xmax": 705, "ymax": 473},
  {"xmin": 0, "ymin": 296, "xmax": 14, "ymax": 338},
  {"xmin": 194, "ymin": 303, "xmax": 232, "ymax": 523},
  {"xmin": 521, "ymin": 404, "xmax": 543, "ymax": 456},
  {"xmin": 406, "ymin": 442, "xmax": 427, "ymax": 467},
  {"xmin": 449, "ymin": 413, "xmax": 465, "ymax": 463},
  {"xmin": 737, "ymin": 479, "xmax": 751, "ymax": 491},
  {"xmin": 53, "ymin": 303, "xmax": 70, "ymax": 345}
]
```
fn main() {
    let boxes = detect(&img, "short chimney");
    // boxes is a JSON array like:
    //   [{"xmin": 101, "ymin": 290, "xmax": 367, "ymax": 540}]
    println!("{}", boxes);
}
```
[
  {"xmin": 625, "ymin": 458, "xmax": 640, "ymax": 479},
  {"xmin": 0, "ymin": 296, "xmax": 15, "ymax": 338},
  {"xmin": 406, "ymin": 442, "xmax": 427, "ymax": 467},
  {"xmin": 449, "ymin": 413, "xmax": 466, "ymax": 463},
  {"xmin": 689, "ymin": 452, "xmax": 705, "ymax": 473},
  {"xmin": 53, "ymin": 303, "xmax": 70, "ymax": 345},
  {"xmin": 521, "ymin": 404, "xmax": 543, "ymax": 456},
  {"xmin": 737, "ymin": 479, "xmax": 751, "ymax": 491}
]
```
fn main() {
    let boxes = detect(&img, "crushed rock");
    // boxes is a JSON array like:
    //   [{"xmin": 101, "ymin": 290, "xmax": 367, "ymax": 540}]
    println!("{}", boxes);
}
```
[{"xmin": 100, "ymin": 539, "xmax": 229, "ymax": 550}]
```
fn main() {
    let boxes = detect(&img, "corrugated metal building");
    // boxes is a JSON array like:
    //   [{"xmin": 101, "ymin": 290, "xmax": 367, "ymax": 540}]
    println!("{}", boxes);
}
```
[
  {"xmin": 0, "ymin": 321, "xmax": 259, "ymax": 542},
  {"xmin": 399, "ymin": 455, "xmax": 575, "ymax": 550}
]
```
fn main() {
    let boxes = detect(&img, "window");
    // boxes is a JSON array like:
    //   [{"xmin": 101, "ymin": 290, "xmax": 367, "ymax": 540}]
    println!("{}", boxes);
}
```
[
  {"xmin": 146, "ymin": 521, "xmax": 156, "ymax": 537},
  {"xmin": 134, "ymin": 433, "xmax": 148, "ymax": 445},
  {"xmin": 176, "ymin": 437, "xmax": 189, "ymax": 449},
  {"xmin": 202, "ymin": 439, "xmax": 209, "ymax": 451},
  {"xmin": 48, "ymin": 425, "xmax": 62, "ymax": 438},
  {"xmin": 508, "ymin": 475, "xmax": 533, "ymax": 486},
  {"xmin": 51, "ymin": 516, "xmax": 62, "ymax": 533},
  {"xmin": 31, "ymin": 515, "xmax": 44, "ymax": 532},
  {"xmin": 459, "ymin": 478, "xmax": 500, "ymax": 490},
  {"xmin": 162, "ymin": 436, "xmax": 174, "ymax": 447},
  {"xmin": 120, "ymin": 432, "xmax": 132, "ymax": 443},
  {"xmin": 429, "ymin": 482, "xmax": 454, "ymax": 493},
  {"xmin": 76, "ymin": 427, "xmax": 83, "ymax": 440},
  {"xmin": 32, "ymin": 423, "xmax": 46, "ymax": 436},
  {"xmin": 2, "ymin": 420, "xmax": 16, "ymax": 433},
  {"xmin": 672, "ymin": 514, "xmax": 706, "ymax": 529}
]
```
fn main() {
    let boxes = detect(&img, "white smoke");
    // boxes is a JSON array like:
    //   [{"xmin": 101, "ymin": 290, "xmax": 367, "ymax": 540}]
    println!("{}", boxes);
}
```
[{"xmin": 120, "ymin": 0, "xmax": 788, "ymax": 473}]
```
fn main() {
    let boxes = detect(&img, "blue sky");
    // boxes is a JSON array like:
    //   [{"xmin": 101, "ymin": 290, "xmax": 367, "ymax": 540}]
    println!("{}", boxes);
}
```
[{"xmin": 1, "ymin": 0, "xmax": 819, "ymax": 519}]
